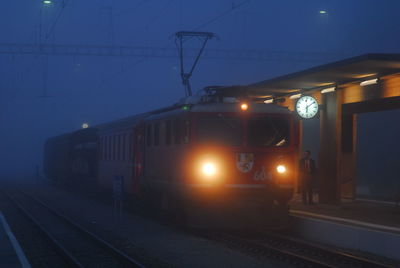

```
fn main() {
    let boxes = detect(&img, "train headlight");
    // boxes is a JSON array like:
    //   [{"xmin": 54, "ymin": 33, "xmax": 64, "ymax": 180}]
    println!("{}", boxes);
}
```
[
  {"xmin": 201, "ymin": 162, "xmax": 217, "ymax": 177},
  {"xmin": 276, "ymin": 165, "xmax": 287, "ymax": 174}
]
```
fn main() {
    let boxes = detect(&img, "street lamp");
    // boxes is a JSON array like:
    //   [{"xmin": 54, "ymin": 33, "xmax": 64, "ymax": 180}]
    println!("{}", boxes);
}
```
[
  {"xmin": 82, "ymin": 123, "xmax": 89, "ymax": 129},
  {"xmin": 43, "ymin": 0, "xmax": 52, "ymax": 4}
]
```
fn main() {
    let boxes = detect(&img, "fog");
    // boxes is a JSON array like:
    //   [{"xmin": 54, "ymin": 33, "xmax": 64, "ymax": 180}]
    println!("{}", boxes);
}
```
[{"xmin": 1, "ymin": 0, "xmax": 400, "ymax": 179}]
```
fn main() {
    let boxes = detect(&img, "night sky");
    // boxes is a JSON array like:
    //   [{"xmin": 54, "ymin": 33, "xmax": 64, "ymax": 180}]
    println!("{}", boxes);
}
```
[{"xmin": 1, "ymin": 0, "xmax": 400, "ymax": 197}]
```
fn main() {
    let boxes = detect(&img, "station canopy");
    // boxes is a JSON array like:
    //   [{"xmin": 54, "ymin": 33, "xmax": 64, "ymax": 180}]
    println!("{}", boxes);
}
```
[{"xmin": 215, "ymin": 54, "xmax": 400, "ymax": 99}]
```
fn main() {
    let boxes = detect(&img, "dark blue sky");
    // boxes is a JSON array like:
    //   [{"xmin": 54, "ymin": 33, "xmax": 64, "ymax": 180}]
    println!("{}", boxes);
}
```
[{"xmin": 1, "ymin": 0, "xmax": 400, "ymax": 177}]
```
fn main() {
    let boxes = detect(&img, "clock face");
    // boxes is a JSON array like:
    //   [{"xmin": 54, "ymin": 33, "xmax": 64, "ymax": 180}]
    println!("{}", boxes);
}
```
[{"xmin": 295, "ymin": 96, "xmax": 319, "ymax": 119}]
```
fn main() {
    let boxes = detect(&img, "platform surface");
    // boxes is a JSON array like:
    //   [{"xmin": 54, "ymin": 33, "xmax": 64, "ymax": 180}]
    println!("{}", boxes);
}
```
[
  {"xmin": 290, "ymin": 194, "xmax": 400, "ymax": 234},
  {"xmin": 0, "ymin": 212, "xmax": 30, "ymax": 268}
]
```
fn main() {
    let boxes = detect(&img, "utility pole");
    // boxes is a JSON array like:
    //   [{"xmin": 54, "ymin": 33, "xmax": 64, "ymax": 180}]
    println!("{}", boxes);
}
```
[
  {"xmin": 175, "ymin": 31, "xmax": 216, "ymax": 96},
  {"xmin": 39, "ymin": 0, "xmax": 53, "ymax": 98}
]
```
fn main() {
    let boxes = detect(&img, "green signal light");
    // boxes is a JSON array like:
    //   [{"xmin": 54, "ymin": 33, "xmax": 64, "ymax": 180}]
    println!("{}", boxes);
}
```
[{"xmin": 182, "ymin": 105, "xmax": 190, "ymax": 111}]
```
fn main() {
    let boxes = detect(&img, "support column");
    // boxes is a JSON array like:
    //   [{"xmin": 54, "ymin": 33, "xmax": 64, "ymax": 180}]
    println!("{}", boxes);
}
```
[
  {"xmin": 340, "ymin": 110, "xmax": 357, "ymax": 199},
  {"xmin": 319, "ymin": 91, "xmax": 342, "ymax": 204}
]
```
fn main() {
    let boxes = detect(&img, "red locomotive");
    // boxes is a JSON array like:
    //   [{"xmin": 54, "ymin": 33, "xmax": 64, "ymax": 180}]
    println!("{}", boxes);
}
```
[{"xmin": 44, "ymin": 89, "xmax": 299, "ymax": 229}]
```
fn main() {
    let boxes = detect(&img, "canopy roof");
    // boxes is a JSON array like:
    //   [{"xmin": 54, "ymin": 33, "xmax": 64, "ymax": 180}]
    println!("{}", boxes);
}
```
[{"xmin": 215, "ymin": 53, "xmax": 400, "ymax": 99}]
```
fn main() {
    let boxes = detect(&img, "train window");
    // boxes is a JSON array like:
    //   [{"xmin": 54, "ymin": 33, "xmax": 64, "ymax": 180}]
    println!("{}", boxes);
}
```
[
  {"xmin": 129, "ymin": 133, "xmax": 135, "ymax": 160},
  {"xmin": 183, "ymin": 120, "xmax": 190, "ymax": 144},
  {"xmin": 118, "ymin": 134, "xmax": 121, "ymax": 161},
  {"xmin": 103, "ymin": 137, "xmax": 107, "ymax": 160},
  {"xmin": 165, "ymin": 120, "xmax": 171, "ymax": 146},
  {"xmin": 247, "ymin": 116, "xmax": 290, "ymax": 147},
  {"xmin": 154, "ymin": 123, "xmax": 160, "ymax": 146},
  {"xmin": 105, "ymin": 137, "xmax": 108, "ymax": 160},
  {"xmin": 113, "ymin": 135, "xmax": 117, "ymax": 160},
  {"xmin": 108, "ymin": 136, "xmax": 110, "ymax": 160},
  {"xmin": 98, "ymin": 137, "xmax": 102, "ymax": 160},
  {"xmin": 104, "ymin": 136, "xmax": 107, "ymax": 160},
  {"xmin": 173, "ymin": 119, "xmax": 181, "ymax": 145},
  {"xmin": 197, "ymin": 116, "xmax": 241, "ymax": 146},
  {"xmin": 127, "ymin": 133, "xmax": 133, "ymax": 160},
  {"xmin": 108, "ymin": 136, "xmax": 112, "ymax": 160},
  {"xmin": 117, "ymin": 135, "xmax": 121, "ymax": 160},
  {"xmin": 101, "ymin": 137, "xmax": 105, "ymax": 160},
  {"xmin": 106, "ymin": 137, "xmax": 109, "ymax": 160},
  {"xmin": 108, "ymin": 136, "xmax": 111, "ymax": 160},
  {"xmin": 146, "ymin": 125, "xmax": 152, "ymax": 147},
  {"xmin": 122, "ymin": 134, "xmax": 126, "ymax": 161}
]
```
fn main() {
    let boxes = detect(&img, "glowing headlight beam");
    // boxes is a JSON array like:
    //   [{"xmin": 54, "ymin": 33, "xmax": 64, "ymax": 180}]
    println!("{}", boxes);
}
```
[
  {"xmin": 202, "ymin": 162, "xmax": 217, "ymax": 177},
  {"xmin": 240, "ymin": 103, "xmax": 248, "ymax": 111},
  {"xmin": 276, "ymin": 165, "xmax": 287, "ymax": 174}
]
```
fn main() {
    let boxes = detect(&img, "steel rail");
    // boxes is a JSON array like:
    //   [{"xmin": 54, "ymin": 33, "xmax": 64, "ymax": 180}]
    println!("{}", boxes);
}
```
[
  {"xmin": 3, "ymin": 191, "xmax": 84, "ymax": 268},
  {"xmin": 261, "ymin": 231, "xmax": 394, "ymax": 268},
  {"xmin": 11, "ymin": 190, "xmax": 145, "ymax": 268},
  {"xmin": 213, "ymin": 233, "xmax": 334, "ymax": 267},
  {"xmin": 201, "ymin": 231, "xmax": 395, "ymax": 268}
]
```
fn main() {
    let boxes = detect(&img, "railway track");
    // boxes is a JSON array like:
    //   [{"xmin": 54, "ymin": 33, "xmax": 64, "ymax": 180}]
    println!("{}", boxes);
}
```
[
  {"xmin": 7, "ymin": 184, "xmax": 396, "ymax": 267},
  {"xmin": 204, "ymin": 231, "xmax": 396, "ymax": 268},
  {"xmin": 0, "ymin": 191, "xmax": 71, "ymax": 268},
  {"xmin": 4, "ymin": 190, "xmax": 145, "ymax": 268}
]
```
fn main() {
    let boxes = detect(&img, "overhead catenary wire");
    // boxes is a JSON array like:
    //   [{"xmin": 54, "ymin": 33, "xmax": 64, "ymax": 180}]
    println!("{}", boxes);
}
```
[
  {"xmin": 121, "ymin": 0, "xmax": 175, "ymax": 45},
  {"xmin": 193, "ymin": 0, "xmax": 251, "ymax": 31},
  {"xmin": 103, "ymin": 0, "xmax": 252, "ymax": 84},
  {"xmin": 45, "ymin": 0, "xmax": 70, "ymax": 40},
  {"xmin": 114, "ymin": 0, "xmax": 150, "ymax": 17}
]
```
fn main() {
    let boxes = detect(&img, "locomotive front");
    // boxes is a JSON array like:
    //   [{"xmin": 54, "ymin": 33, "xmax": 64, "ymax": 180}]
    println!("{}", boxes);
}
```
[{"xmin": 181, "ymin": 101, "xmax": 298, "ymax": 229}]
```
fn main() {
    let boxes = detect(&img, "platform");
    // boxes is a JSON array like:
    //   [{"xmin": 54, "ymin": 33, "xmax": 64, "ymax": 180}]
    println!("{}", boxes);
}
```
[
  {"xmin": 0, "ymin": 212, "xmax": 30, "ymax": 268},
  {"xmin": 289, "ymin": 195, "xmax": 400, "ymax": 261}
]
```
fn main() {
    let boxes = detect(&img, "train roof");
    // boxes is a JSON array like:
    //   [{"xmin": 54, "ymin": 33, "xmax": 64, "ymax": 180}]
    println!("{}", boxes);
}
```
[
  {"xmin": 45, "ymin": 127, "xmax": 98, "ymax": 143},
  {"xmin": 95, "ymin": 99, "xmax": 291, "ymax": 133},
  {"xmin": 190, "ymin": 102, "xmax": 290, "ymax": 113}
]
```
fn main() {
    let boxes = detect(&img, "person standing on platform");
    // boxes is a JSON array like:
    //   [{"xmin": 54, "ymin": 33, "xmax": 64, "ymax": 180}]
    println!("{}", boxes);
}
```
[{"xmin": 299, "ymin": 150, "xmax": 317, "ymax": 205}]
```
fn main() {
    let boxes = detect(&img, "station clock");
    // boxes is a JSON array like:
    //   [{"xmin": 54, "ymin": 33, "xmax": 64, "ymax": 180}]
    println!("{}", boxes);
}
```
[{"xmin": 295, "ymin": 95, "xmax": 319, "ymax": 119}]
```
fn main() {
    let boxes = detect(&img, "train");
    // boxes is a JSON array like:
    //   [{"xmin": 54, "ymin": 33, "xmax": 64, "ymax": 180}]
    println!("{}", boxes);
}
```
[{"xmin": 44, "ymin": 88, "xmax": 299, "ymax": 229}]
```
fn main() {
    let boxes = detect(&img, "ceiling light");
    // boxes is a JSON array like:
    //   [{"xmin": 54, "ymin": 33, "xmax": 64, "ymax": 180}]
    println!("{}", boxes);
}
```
[
  {"xmin": 360, "ymin": 78, "xmax": 378, "ymax": 86},
  {"xmin": 321, "ymin": 87, "xmax": 336, "ymax": 94},
  {"xmin": 289, "ymin": 94, "xmax": 302, "ymax": 100}
]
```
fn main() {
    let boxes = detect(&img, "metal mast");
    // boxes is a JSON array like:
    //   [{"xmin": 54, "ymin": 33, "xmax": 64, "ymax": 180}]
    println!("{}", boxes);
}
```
[{"xmin": 175, "ymin": 31, "xmax": 216, "ymax": 96}]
